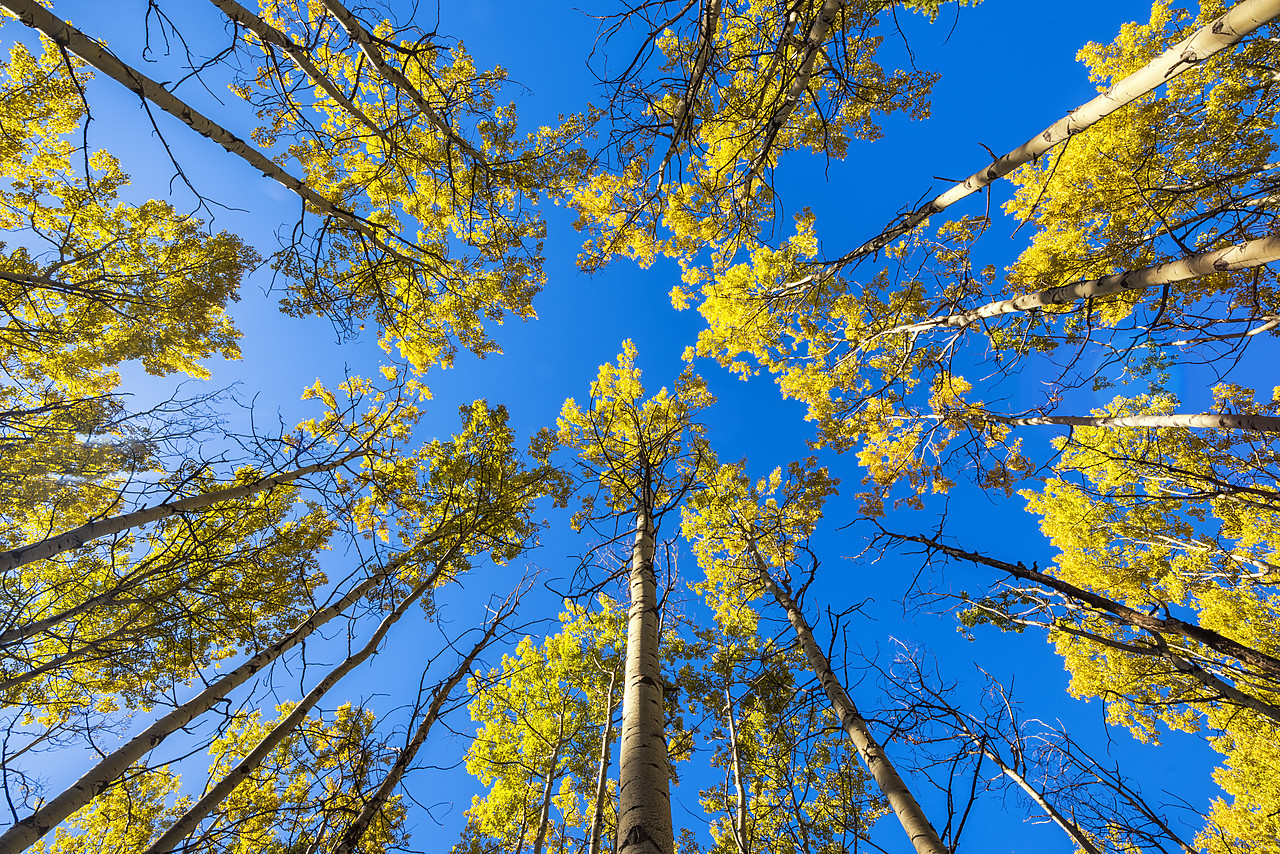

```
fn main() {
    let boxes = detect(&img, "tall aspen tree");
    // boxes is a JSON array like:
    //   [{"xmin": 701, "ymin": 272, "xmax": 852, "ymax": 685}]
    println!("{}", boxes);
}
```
[{"xmin": 559, "ymin": 343, "xmax": 714, "ymax": 854}]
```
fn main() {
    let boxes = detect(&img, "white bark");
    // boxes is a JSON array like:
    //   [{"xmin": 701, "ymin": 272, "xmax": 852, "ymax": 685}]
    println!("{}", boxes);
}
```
[
  {"xmin": 818, "ymin": 0, "xmax": 1280, "ymax": 273},
  {"xmin": 0, "ymin": 0, "xmax": 413, "ymax": 262},
  {"xmin": 748, "ymin": 543, "xmax": 948, "ymax": 854},
  {"xmin": 881, "ymin": 232, "xmax": 1280, "ymax": 336},
  {"xmin": 0, "ymin": 452, "xmax": 357, "ymax": 576},
  {"xmin": 206, "ymin": 0, "xmax": 391, "ymax": 144},
  {"xmin": 140, "ymin": 555, "xmax": 451, "ymax": 854},
  {"xmin": 587, "ymin": 667, "xmax": 619, "ymax": 854},
  {"xmin": 531, "ymin": 711, "xmax": 569, "ymax": 854},
  {"xmin": 0, "ymin": 547, "xmax": 419, "ymax": 854},
  {"xmin": 980, "ymin": 744, "xmax": 1104, "ymax": 854},
  {"xmin": 886, "ymin": 529, "xmax": 1280, "ymax": 681},
  {"xmin": 723, "ymin": 689, "xmax": 749, "ymax": 854},
  {"xmin": 616, "ymin": 489, "xmax": 673, "ymax": 854},
  {"xmin": 987, "ymin": 410, "xmax": 1280, "ymax": 433},
  {"xmin": 316, "ymin": 0, "xmax": 496, "ymax": 173},
  {"xmin": 744, "ymin": 0, "xmax": 843, "ymax": 187}
]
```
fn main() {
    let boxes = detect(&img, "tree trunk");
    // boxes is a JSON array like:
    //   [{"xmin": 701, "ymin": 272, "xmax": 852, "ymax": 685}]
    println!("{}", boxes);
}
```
[
  {"xmin": 985, "ymin": 410, "xmax": 1280, "ymax": 433},
  {"xmin": 330, "ymin": 594, "xmax": 517, "ymax": 854},
  {"xmin": 0, "ymin": 0, "xmax": 412, "ymax": 262},
  {"xmin": 616, "ymin": 487, "xmax": 673, "ymax": 854},
  {"xmin": 0, "ymin": 452, "xmax": 357, "ymax": 575},
  {"xmin": 724, "ymin": 689, "xmax": 749, "ymax": 854},
  {"xmin": 745, "ymin": 0, "xmax": 843, "ymax": 189},
  {"xmin": 531, "ymin": 709, "xmax": 569, "ymax": 854},
  {"xmin": 748, "ymin": 543, "xmax": 948, "ymax": 854},
  {"xmin": 140, "ymin": 553, "xmax": 452, "ymax": 854},
  {"xmin": 587, "ymin": 666, "xmax": 619, "ymax": 854},
  {"xmin": 880, "ymin": 232, "xmax": 1280, "ymax": 336},
  {"xmin": 815, "ymin": 0, "xmax": 1280, "ymax": 276},
  {"xmin": 206, "ymin": 0, "xmax": 390, "ymax": 144},
  {"xmin": 316, "ymin": 0, "xmax": 496, "ymax": 173},
  {"xmin": 0, "ymin": 543, "xmax": 424, "ymax": 854}
]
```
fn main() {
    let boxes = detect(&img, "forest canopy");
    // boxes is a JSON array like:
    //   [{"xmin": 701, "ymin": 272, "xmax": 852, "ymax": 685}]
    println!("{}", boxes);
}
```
[{"xmin": 0, "ymin": 0, "xmax": 1278, "ymax": 853}]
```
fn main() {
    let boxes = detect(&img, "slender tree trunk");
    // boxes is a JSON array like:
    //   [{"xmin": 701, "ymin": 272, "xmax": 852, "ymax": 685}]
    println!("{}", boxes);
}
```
[
  {"xmin": 587, "ymin": 666, "xmax": 619, "ymax": 854},
  {"xmin": 140, "ymin": 553, "xmax": 453, "ymax": 854},
  {"xmin": 985, "ymin": 410, "xmax": 1280, "ymax": 433},
  {"xmin": 0, "ymin": 452, "xmax": 357, "ymax": 576},
  {"xmin": 723, "ymin": 689, "xmax": 749, "ymax": 854},
  {"xmin": 745, "ymin": 0, "xmax": 843, "ymax": 188},
  {"xmin": 748, "ymin": 543, "xmax": 948, "ymax": 854},
  {"xmin": 316, "ymin": 0, "xmax": 496, "ymax": 173},
  {"xmin": 879, "ymin": 232, "xmax": 1280, "ymax": 336},
  {"xmin": 0, "ymin": 543, "xmax": 425, "ymax": 854},
  {"xmin": 616, "ymin": 486, "xmax": 673, "ymax": 854},
  {"xmin": 884, "ymin": 529, "xmax": 1280, "ymax": 681},
  {"xmin": 206, "ymin": 0, "xmax": 390, "ymax": 143},
  {"xmin": 0, "ymin": 0, "xmax": 412, "ymax": 262},
  {"xmin": 813, "ymin": 0, "xmax": 1280, "ymax": 276},
  {"xmin": 531, "ymin": 710, "xmax": 569, "ymax": 854},
  {"xmin": 330, "ymin": 594, "xmax": 517, "ymax": 854}
]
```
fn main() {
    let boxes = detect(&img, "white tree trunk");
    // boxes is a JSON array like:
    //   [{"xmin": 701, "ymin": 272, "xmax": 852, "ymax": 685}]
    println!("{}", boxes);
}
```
[
  {"xmin": 0, "ymin": 453, "xmax": 355, "ymax": 575},
  {"xmin": 330, "ymin": 597, "xmax": 515, "ymax": 854},
  {"xmin": 745, "ymin": 0, "xmax": 844, "ymax": 187},
  {"xmin": 587, "ymin": 666, "xmax": 619, "ymax": 854},
  {"xmin": 749, "ymin": 543, "xmax": 948, "ymax": 854},
  {"xmin": 140, "ymin": 555, "xmax": 451, "ymax": 854},
  {"xmin": 316, "ymin": 0, "xmax": 495, "ymax": 173},
  {"xmin": 724, "ymin": 689, "xmax": 749, "ymax": 854},
  {"xmin": 531, "ymin": 711, "xmax": 569, "ymax": 854},
  {"xmin": 0, "ymin": 0, "xmax": 413, "ymax": 262},
  {"xmin": 0, "ymin": 546, "xmax": 421, "ymax": 853},
  {"xmin": 616, "ymin": 489, "xmax": 673, "ymax": 854},
  {"xmin": 987, "ymin": 410, "xmax": 1280, "ymax": 433},
  {"xmin": 880, "ymin": 233, "xmax": 1280, "ymax": 336},
  {"xmin": 816, "ymin": 0, "xmax": 1280, "ymax": 274},
  {"xmin": 206, "ymin": 0, "xmax": 390, "ymax": 143}
]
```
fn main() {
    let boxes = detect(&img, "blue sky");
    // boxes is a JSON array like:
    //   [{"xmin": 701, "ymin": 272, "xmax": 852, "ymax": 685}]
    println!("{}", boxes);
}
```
[{"xmin": 6, "ymin": 0, "xmax": 1251, "ymax": 851}]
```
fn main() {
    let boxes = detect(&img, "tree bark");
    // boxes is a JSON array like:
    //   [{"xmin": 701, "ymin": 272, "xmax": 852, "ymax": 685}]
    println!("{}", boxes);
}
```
[
  {"xmin": 531, "ymin": 710, "xmax": 569, "ymax": 854},
  {"xmin": 616, "ymin": 487, "xmax": 674, "ymax": 854},
  {"xmin": 315, "ymin": 0, "xmax": 497, "ymax": 173},
  {"xmin": 724, "ymin": 689, "xmax": 749, "ymax": 854},
  {"xmin": 0, "ymin": 0, "xmax": 414, "ymax": 262},
  {"xmin": 587, "ymin": 666, "xmax": 619, "ymax": 854},
  {"xmin": 879, "ymin": 232, "xmax": 1280, "ymax": 336},
  {"xmin": 817, "ymin": 0, "xmax": 1280, "ymax": 275},
  {"xmin": 0, "ymin": 544, "xmax": 423, "ymax": 854},
  {"xmin": 330, "ymin": 596, "xmax": 516, "ymax": 854},
  {"xmin": 0, "ymin": 452, "xmax": 357, "ymax": 576},
  {"xmin": 140, "ymin": 553, "xmax": 452, "ymax": 854},
  {"xmin": 986, "ymin": 410, "xmax": 1280, "ymax": 433},
  {"xmin": 748, "ymin": 543, "xmax": 948, "ymax": 854},
  {"xmin": 206, "ymin": 0, "xmax": 391, "ymax": 144},
  {"xmin": 744, "ymin": 0, "xmax": 843, "ymax": 189}
]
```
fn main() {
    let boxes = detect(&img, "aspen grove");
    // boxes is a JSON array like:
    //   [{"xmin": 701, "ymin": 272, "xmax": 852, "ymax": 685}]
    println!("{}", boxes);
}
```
[{"xmin": 0, "ymin": 0, "xmax": 1278, "ymax": 852}]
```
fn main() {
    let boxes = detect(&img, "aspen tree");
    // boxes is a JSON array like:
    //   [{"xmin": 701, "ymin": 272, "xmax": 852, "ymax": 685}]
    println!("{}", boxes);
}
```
[
  {"xmin": 558, "ymin": 342, "xmax": 715, "ymax": 854},
  {"xmin": 31, "ymin": 704, "xmax": 406, "ymax": 854},
  {"xmin": 684, "ymin": 457, "xmax": 947, "ymax": 854},
  {"xmin": 572, "ymin": 0, "xmax": 938, "ymax": 272},
  {"xmin": 0, "ymin": 400, "xmax": 562, "ymax": 852},
  {"xmin": 331, "ymin": 583, "xmax": 530, "ymax": 854},
  {"xmin": 873, "ymin": 395, "xmax": 1280, "ymax": 853},
  {"xmin": 462, "ymin": 599, "xmax": 626, "ymax": 854}
]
